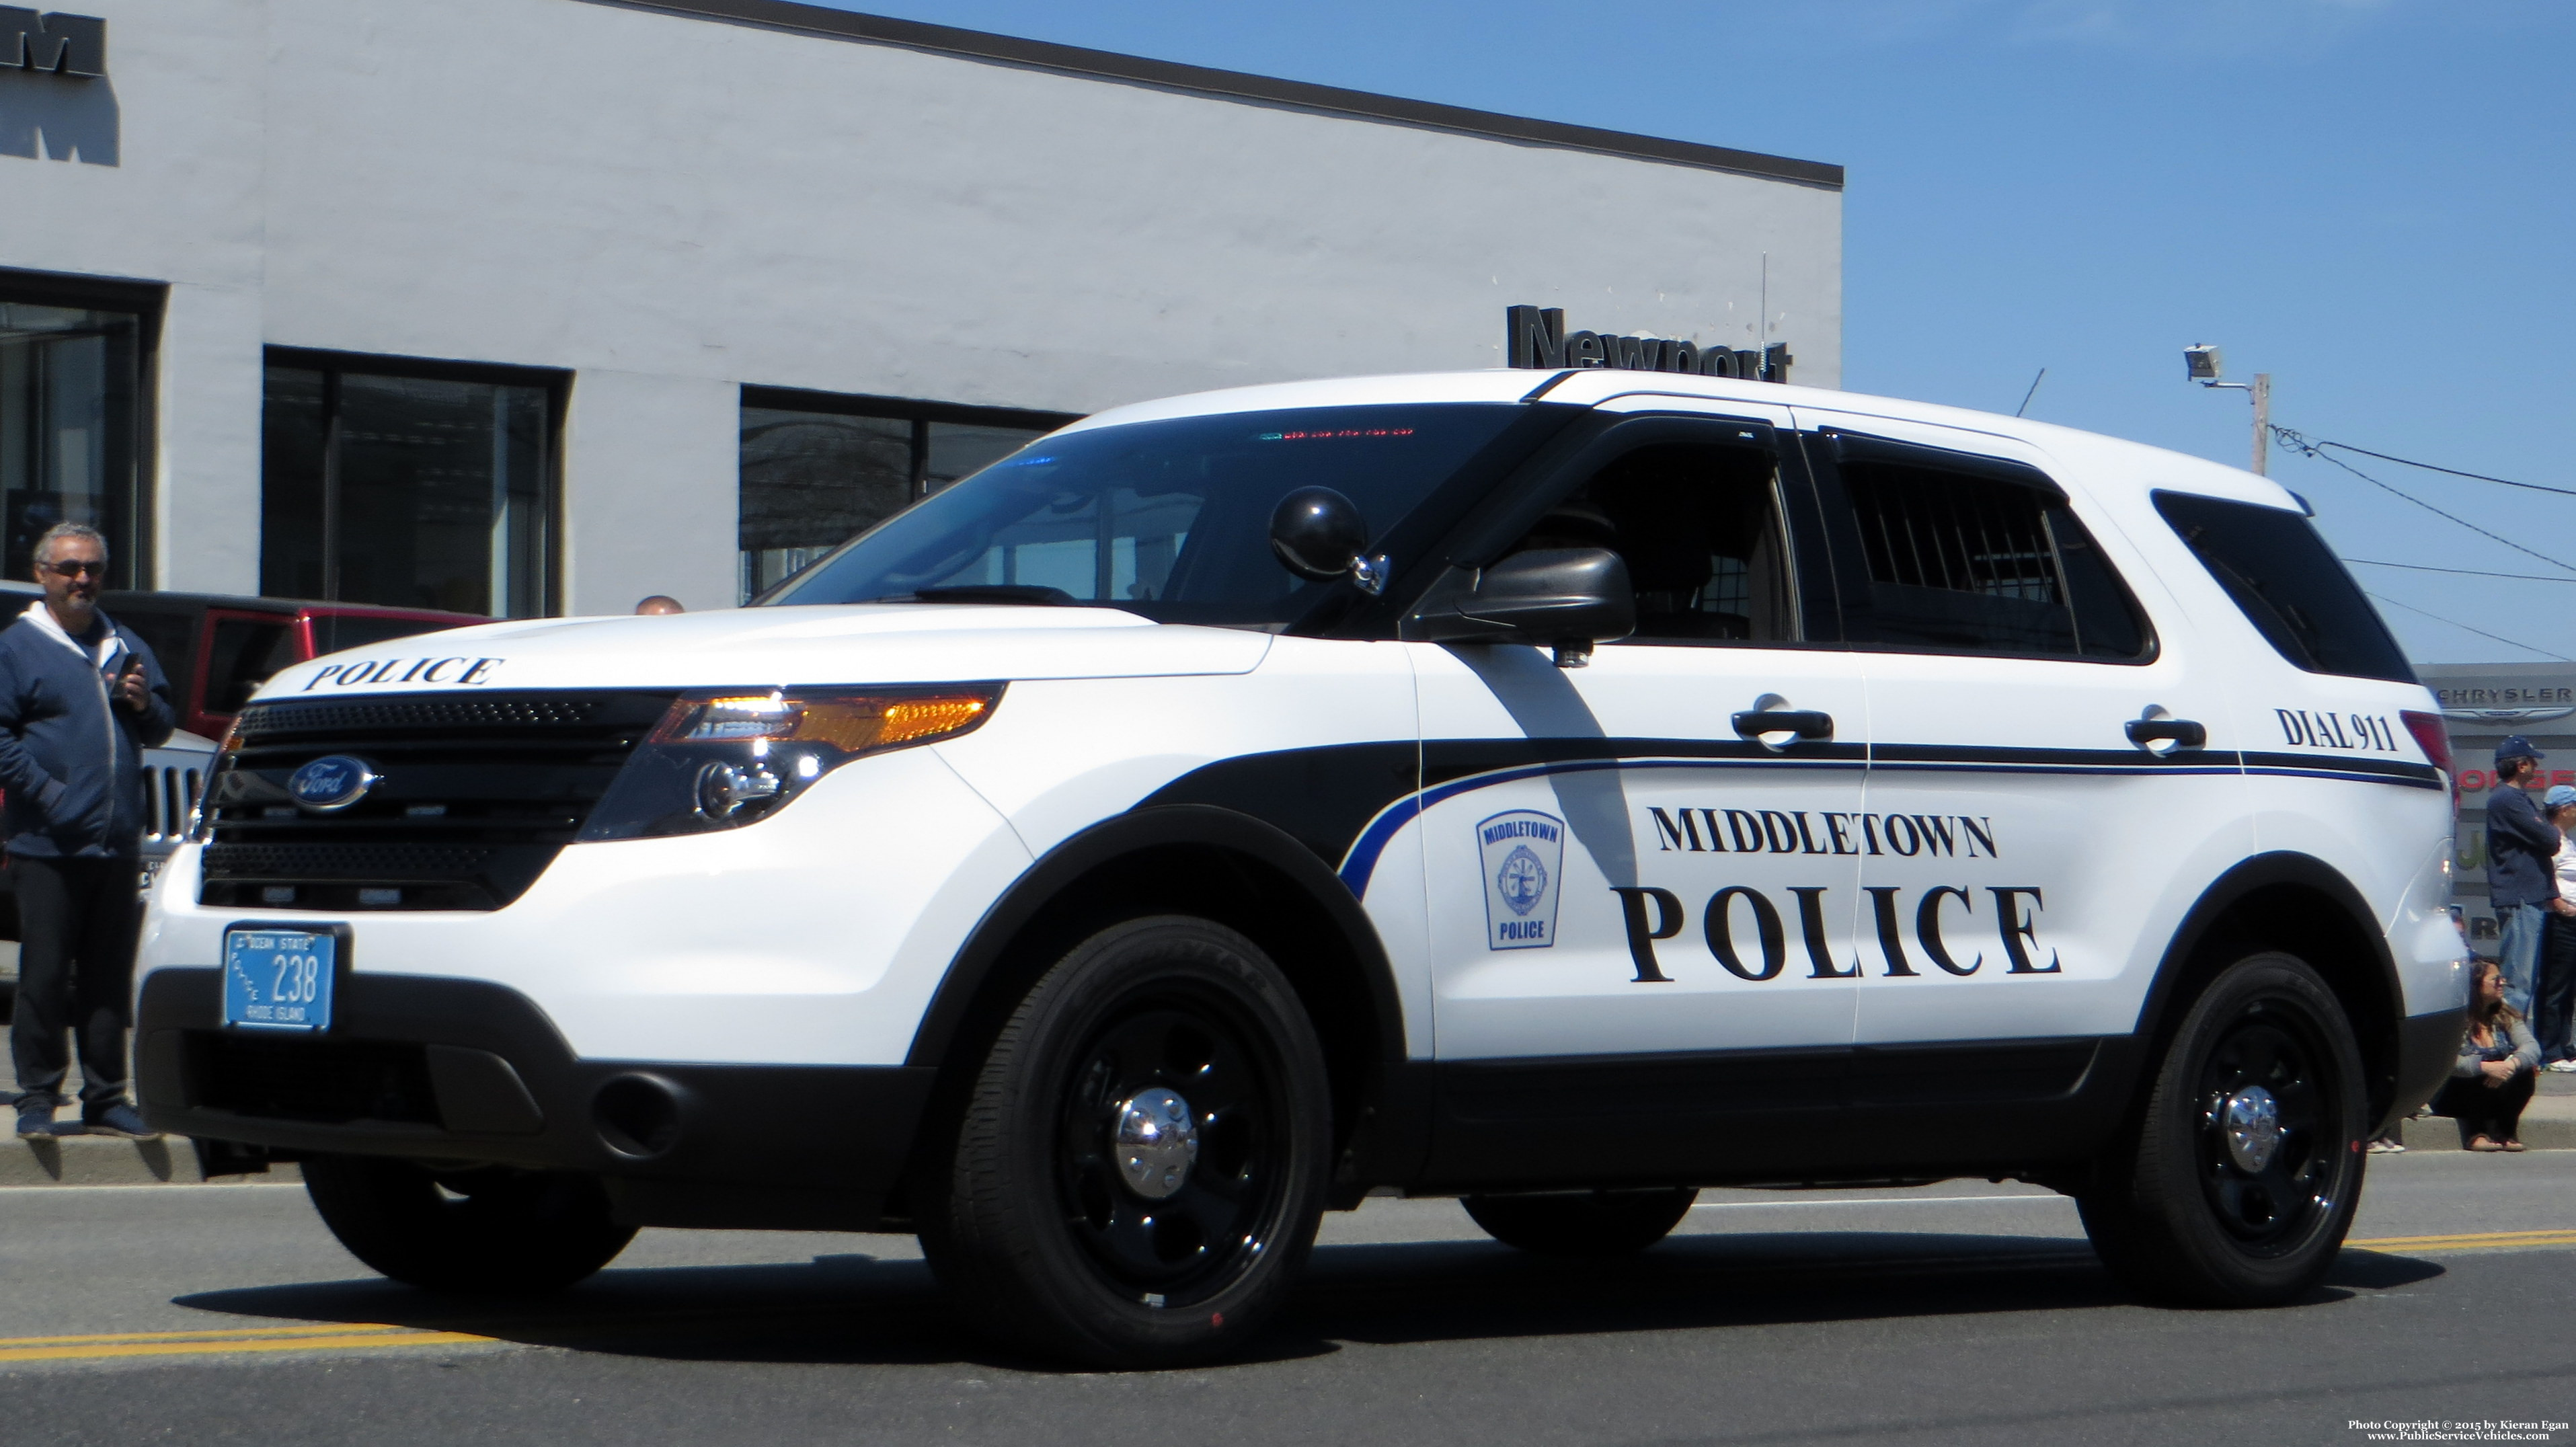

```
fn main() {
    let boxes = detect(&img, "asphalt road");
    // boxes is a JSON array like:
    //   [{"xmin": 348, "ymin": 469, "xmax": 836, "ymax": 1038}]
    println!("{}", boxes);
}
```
[{"xmin": 1, "ymin": 1155, "xmax": 2571, "ymax": 1447}]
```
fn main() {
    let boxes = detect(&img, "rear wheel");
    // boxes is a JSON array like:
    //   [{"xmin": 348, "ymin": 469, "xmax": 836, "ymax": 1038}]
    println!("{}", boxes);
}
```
[
  {"xmin": 1463, "ymin": 1187, "xmax": 1699, "ymax": 1257},
  {"xmin": 2079, "ymin": 951, "xmax": 2366, "ymax": 1306},
  {"xmin": 916, "ymin": 916, "xmax": 1331, "ymax": 1369},
  {"xmin": 303, "ymin": 1155, "xmax": 635, "ymax": 1294}
]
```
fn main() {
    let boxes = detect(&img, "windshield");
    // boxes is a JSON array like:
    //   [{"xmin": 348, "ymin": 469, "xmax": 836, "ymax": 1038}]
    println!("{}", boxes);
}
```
[{"xmin": 759, "ymin": 404, "xmax": 1545, "ymax": 626}]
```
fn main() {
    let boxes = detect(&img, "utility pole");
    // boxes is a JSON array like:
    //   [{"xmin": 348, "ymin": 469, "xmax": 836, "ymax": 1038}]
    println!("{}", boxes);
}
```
[
  {"xmin": 2250, "ymin": 372, "xmax": 2271, "ymax": 476},
  {"xmin": 2183, "ymin": 346, "xmax": 2271, "ymax": 475}
]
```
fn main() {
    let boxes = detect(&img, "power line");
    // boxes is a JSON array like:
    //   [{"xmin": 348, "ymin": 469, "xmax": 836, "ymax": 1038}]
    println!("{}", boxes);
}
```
[
  {"xmin": 2346, "ymin": 558, "xmax": 2576, "ymax": 584},
  {"xmin": 2273, "ymin": 428, "xmax": 2576, "ymax": 500},
  {"xmin": 2364, "ymin": 590, "xmax": 2574, "ymax": 663},
  {"xmin": 2270, "ymin": 429, "xmax": 2576, "ymax": 577}
]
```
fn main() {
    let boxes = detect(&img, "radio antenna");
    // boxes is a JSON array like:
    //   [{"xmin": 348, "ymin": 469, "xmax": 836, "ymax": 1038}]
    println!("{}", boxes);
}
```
[{"xmin": 2016, "ymin": 367, "xmax": 2047, "ymax": 417}]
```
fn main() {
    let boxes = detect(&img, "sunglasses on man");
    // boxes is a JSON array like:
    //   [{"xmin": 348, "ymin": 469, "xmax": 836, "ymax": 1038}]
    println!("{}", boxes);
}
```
[{"xmin": 37, "ymin": 559, "xmax": 106, "ymax": 578}]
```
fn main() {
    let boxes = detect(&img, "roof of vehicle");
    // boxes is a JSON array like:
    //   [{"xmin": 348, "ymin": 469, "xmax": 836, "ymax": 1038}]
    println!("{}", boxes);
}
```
[
  {"xmin": 1061, "ymin": 369, "xmax": 2302, "ymax": 514},
  {"xmin": 100, "ymin": 591, "xmax": 487, "ymax": 623}
]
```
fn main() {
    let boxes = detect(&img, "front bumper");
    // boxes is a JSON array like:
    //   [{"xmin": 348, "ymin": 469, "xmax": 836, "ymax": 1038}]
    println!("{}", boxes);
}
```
[{"xmin": 136, "ymin": 968, "xmax": 933, "ymax": 1230}]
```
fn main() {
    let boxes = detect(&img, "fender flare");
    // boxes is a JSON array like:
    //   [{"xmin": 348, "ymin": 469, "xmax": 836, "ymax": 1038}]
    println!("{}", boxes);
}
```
[
  {"xmin": 902, "ymin": 804, "xmax": 1409, "ymax": 1071},
  {"xmin": 2130, "ymin": 849, "xmax": 2402, "ymax": 1072}
]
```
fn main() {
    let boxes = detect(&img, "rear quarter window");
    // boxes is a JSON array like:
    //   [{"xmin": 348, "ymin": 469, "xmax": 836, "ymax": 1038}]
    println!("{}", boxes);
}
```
[
  {"xmin": 2151, "ymin": 490, "xmax": 2414, "ymax": 684},
  {"xmin": 308, "ymin": 613, "xmax": 473, "ymax": 654}
]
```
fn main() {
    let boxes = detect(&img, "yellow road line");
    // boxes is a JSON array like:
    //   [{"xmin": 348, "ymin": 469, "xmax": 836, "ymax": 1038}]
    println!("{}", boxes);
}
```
[
  {"xmin": 0, "ymin": 1323, "xmax": 420, "ymax": 1349},
  {"xmin": 0, "ymin": 1330, "xmax": 491, "ymax": 1364},
  {"xmin": 0, "ymin": 1321, "xmax": 498, "ymax": 1366},
  {"xmin": 2349, "ymin": 1228, "xmax": 2576, "ymax": 1251}
]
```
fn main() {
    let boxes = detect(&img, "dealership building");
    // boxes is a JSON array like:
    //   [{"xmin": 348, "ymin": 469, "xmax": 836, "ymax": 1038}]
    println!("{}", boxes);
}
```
[{"xmin": 1, "ymin": 0, "xmax": 1842, "ymax": 615}]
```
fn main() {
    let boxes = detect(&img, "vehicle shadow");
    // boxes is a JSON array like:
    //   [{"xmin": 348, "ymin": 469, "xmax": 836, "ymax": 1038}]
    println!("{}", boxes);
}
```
[{"xmin": 169, "ymin": 1230, "xmax": 2446, "ymax": 1372}]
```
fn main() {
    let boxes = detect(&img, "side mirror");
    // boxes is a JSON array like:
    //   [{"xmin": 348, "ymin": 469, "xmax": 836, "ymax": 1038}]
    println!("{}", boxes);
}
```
[
  {"xmin": 1407, "ymin": 548, "xmax": 1635, "ymax": 666},
  {"xmin": 1269, "ymin": 487, "xmax": 1384, "ymax": 593}
]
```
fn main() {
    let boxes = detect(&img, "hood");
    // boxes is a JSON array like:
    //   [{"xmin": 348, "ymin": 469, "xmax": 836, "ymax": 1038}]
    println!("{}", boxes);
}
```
[{"xmin": 251, "ymin": 604, "xmax": 1274, "ymax": 701}]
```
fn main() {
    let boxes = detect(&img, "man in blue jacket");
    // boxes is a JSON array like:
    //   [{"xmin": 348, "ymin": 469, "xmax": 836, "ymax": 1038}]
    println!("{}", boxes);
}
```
[
  {"xmin": 2486, "ymin": 736, "xmax": 2560, "ymax": 1020},
  {"xmin": 1, "ymin": 522, "xmax": 172, "ymax": 1138}
]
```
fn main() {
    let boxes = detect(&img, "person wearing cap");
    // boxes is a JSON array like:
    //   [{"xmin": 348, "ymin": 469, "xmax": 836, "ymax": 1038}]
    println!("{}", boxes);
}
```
[
  {"xmin": 2486, "ymin": 736, "xmax": 2559, "ymax": 1020},
  {"xmin": 2539, "ymin": 783, "xmax": 2576, "ymax": 1069}
]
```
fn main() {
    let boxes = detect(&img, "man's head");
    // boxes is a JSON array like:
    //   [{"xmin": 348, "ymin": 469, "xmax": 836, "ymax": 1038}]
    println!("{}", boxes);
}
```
[
  {"xmin": 635, "ymin": 595, "xmax": 685, "ymax": 616},
  {"xmin": 2546, "ymin": 784, "xmax": 2576, "ymax": 826},
  {"xmin": 32, "ymin": 522, "xmax": 108, "ymax": 631},
  {"xmin": 2497, "ymin": 736, "xmax": 2548, "ymax": 784}
]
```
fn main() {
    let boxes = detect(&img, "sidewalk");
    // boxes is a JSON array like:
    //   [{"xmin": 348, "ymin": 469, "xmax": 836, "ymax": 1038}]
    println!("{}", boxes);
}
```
[{"xmin": 1, "ymin": 994, "xmax": 299, "ymax": 1187}]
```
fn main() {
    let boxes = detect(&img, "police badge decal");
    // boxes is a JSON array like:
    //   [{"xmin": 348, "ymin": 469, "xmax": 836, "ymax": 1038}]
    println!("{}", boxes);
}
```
[{"xmin": 1478, "ymin": 809, "xmax": 1565, "ymax": 950}]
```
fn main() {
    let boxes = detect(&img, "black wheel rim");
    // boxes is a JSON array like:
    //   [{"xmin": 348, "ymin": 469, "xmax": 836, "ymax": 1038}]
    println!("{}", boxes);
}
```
[
  {"xmin": 2193, "ymin": 1000, "xmax": 2347, "ymax": 1255},
  {"xmin": 1052, "ymin": 986, "xmax": 1288, "ymax": 1308}
]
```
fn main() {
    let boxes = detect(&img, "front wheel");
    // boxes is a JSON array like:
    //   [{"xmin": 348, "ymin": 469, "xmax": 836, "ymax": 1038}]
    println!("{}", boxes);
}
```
[
  {"xmin": 2078, "ymin": 951, "xmax": 2366, "ymax": 1306},
  {"xmin": 916, "ymin": 916, "xmax": 1333, "ymax": 1369},
  {"xmin": 1463, "ymin": 1187, "xmax": 1699, "ymax": 1257},
  {"xmin": 303, "ymin": 1156, "xmax": 635, "ymax": 1294}
]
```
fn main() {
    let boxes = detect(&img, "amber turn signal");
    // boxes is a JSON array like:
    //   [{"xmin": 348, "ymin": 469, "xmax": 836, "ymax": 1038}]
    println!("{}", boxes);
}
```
[{"xmin": 648, "ymin": 687, "xmax": 1000, "ymax": 756}]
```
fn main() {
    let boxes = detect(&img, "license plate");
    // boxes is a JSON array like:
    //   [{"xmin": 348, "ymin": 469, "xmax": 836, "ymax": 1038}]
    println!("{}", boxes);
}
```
[{"xmin": 223, "ymin": 927, "xmax": 337, "ymax": 1031}]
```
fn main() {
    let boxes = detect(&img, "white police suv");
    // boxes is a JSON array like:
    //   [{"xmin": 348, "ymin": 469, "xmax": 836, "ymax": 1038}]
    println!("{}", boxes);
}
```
[{"xmin": 135, "ymin": 368, "xmax": 2466, "ymax": 1367}]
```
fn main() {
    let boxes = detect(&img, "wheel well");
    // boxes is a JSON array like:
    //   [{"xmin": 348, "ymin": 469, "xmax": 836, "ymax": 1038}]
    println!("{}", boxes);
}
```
[
  {"xmin": 921, "ymin": 843, "xmax": 1388, "ymax": 1161},
  {"xmin": 2159, "ymin": 880, "xmax": 2401, "ymax": 1124}
]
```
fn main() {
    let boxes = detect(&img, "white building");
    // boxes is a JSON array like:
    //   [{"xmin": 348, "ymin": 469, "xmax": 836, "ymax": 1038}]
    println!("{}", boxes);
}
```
[{"xmin": 1, "ymin": 0, "xmax": 1842, "ymax": 615}]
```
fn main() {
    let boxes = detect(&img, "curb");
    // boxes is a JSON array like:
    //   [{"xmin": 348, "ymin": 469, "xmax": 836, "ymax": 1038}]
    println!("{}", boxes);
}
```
[
  {"xmin": 1, "ymin": 1134, "xmax": 301, "ymax": 1187},
  {"xmin": 2396, "ymin": 1116, "xmax": 2576, "ymax": 1151}
]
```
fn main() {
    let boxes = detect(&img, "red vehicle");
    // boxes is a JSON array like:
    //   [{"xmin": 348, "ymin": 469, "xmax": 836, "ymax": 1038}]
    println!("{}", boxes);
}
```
[{"xmin": 104, "ymin": 593, "xmax": 488, "ymax": 742}]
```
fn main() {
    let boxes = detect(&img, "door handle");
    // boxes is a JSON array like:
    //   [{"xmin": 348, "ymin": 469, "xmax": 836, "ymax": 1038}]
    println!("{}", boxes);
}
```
[
  {"xmin": 1733, "ymin": 709, "xmax": 1834, "ymax": 750},
  {"xmin": 2125, "ymin": 717, "xmax": 2207, "ymax": 752}
]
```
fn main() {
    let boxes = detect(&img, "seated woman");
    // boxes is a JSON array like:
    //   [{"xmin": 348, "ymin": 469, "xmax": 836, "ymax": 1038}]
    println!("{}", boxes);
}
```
[{"xmin": 2428, "ymin": 957, "xmax": 2542, "ymax": 1151}]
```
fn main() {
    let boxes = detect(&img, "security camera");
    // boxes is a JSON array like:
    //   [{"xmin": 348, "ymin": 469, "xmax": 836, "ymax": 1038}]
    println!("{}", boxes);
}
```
[{"xmin": 2183, "ymin": 344, "xmax": 2223, "ymax": 382}]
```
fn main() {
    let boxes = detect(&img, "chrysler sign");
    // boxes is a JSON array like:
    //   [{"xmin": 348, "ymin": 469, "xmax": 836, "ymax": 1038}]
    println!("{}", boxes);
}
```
[{"xmin": 1, "ymin": 9, "xmax": 104, "ymax": 77}]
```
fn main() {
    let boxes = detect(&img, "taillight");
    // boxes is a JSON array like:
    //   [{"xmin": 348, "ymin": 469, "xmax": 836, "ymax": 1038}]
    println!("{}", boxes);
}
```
[{"xmin": 2402, "ymin": 709, "xmax": 2455, "ymax": 807}]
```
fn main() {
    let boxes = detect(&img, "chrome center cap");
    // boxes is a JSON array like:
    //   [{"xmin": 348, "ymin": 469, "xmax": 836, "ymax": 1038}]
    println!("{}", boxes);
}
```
[
  {"xmin": 1112, "ymin": 1087, "xmax": 1200, "ymax": 1200},
  {"xmin": 2222, "ymin": 1086, "xmax": 2284, "ymax": 1173}
]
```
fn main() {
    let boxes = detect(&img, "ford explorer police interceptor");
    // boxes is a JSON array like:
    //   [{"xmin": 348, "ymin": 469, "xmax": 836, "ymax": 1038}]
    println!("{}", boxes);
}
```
[{"xmin": 134, "ymin": 368, "xmax": 2468, "ymax": 1368}]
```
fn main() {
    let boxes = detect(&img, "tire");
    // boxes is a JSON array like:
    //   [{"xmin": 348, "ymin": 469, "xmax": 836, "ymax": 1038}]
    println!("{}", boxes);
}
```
[
  {"xmin": 1462, "ymin": 1187, "xmax": 1699, "ymax": 1257},
  {"xmin": 2078, "ymin": 950, "xmax": 2367, "ymax": 1308},
  {"xmin": 916, "ymin": 916, "xmax": 1333, "ymax": 1369},
  {"xmin": 303, "ymin": 1155, "xmax": 636, "ymax": 1294}
]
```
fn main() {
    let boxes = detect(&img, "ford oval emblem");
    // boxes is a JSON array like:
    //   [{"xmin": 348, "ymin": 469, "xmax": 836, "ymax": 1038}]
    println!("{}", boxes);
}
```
[{"xmin": 287, "ymin": 755, "xmax": 378, "ymax": 812}]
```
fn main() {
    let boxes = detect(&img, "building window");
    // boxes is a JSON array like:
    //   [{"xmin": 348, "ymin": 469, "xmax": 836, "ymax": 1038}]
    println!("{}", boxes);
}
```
[
  {"xmin": 262, "ymin": 350, "xmax": 561, "ymax": 617},
  {"xmin": 0, "ymin": 272, "xmax": 156, "ymax": 588},
  {"xmin": 738, "ymin": 387, "xmax": 1075, "ymax": 602}
]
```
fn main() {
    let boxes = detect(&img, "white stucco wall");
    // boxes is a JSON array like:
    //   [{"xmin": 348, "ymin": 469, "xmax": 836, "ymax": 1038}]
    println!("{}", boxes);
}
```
[{"xmin": 0, "ymin": 0, "xmax": 1842, "ymax": 612}]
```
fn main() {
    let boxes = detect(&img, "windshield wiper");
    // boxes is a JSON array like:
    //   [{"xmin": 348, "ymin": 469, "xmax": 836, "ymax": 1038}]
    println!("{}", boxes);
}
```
[{"xmin": 875, "ymin": 585, "xmax": 1079, "ymax": 606}]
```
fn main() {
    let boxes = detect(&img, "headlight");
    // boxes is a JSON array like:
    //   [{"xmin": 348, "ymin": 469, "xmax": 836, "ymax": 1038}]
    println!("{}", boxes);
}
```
[{"xmin": 578, "ymin": 685, "xmax": 1001, "ymax": 840}]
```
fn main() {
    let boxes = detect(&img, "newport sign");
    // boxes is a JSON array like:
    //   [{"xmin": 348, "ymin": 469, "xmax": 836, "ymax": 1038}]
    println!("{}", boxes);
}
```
[
  {"xmin": 1506, "ymin": 305, "xmax": 1793, "ymax": 383},
  {"xmin": 0, "ymin": 9, "xmax": 104, "ymax": 77}
]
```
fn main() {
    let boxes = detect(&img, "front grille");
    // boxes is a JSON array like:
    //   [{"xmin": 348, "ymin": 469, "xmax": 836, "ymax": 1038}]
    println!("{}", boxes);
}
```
[
  {"xmin": 141, "ymin": 759, "xmax": 205, "ymax": 846},
  {"xmin": 244, "ymin": 697, "xmax": 611, "ymax": 735},
  {"xmin": 185, "ymin": 1031, "xmax": 441, "ymax": 1126},
  {"xmin": 198, "ymin": 689, "xmax": 675, "ymax": 912}
]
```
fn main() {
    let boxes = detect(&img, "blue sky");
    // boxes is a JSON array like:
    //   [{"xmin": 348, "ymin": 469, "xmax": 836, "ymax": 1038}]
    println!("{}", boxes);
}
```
[{"xmin": 818, "ymin": 0, "xmax": 2574, "ymax": 664}]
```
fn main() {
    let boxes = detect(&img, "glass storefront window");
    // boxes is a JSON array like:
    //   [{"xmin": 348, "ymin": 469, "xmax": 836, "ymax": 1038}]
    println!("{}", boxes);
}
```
[
  {"xmin": 0, "ymin": 292, "xmax": 145, "ymax": 587},
  {"xmin": 261, "ymin": 356, "xmax": 556, "ymax": 617},
  {"xmin": 738, "ymin": 390, "xmax": 1072, "ymax": 603},
  {"xmin": 739, "ymin": 409, "xmax": 913, "ymax": 602}
]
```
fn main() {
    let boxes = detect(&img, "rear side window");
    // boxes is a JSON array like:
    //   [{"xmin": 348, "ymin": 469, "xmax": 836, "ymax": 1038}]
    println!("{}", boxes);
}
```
[
  {"xmin": 309, "ymin": 613, "xmax": 470, "ymax": 654},
  {"xmin": 1830, "ymin": 449, "xmax": 2150, "ymax": 660},
  {"xmin": 206, "ymin": 619, "xmax": 297, "ymax": 715},
  {"xmin": 114, "ymin": 607, "xmax": 198, "ymax": 710},
  {"xmin": 2152, "ymin": 491, "xmax": 2413, "ymax": 683}
]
